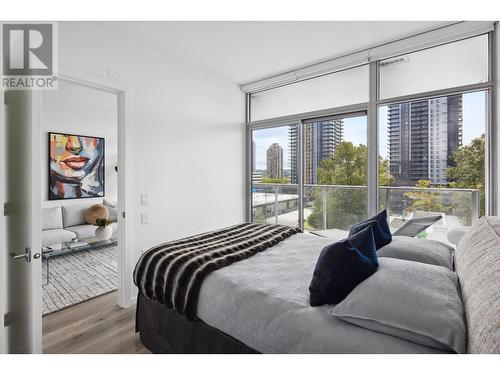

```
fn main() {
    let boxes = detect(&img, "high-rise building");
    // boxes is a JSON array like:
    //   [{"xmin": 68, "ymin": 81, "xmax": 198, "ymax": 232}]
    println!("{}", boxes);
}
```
[
  {"xmin": 252, "ymin": 170, "xmax": 263, "ymax": 184},
  {"xmin": 266, "ymin": 143, "xmax": 283, "ymax": 179},
  {"xmin": 388, "ymin": 94, "xmax": 463, "ymax": 186},
  {"xmin": 295, "ymin": 120, "xmax": 344, "ymax": 185}
]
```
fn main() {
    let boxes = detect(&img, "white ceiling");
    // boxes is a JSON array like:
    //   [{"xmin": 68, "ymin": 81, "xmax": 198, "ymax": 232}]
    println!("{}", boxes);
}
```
[{"xmin": 102, "ymin": 21, "xmax": 452, "ymax": 84}]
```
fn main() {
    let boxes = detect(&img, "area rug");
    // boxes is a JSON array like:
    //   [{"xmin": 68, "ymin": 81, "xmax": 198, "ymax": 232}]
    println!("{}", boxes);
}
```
[{"xmin": 42, "ymin": 246, "xmax": 117, "ymax": 315}]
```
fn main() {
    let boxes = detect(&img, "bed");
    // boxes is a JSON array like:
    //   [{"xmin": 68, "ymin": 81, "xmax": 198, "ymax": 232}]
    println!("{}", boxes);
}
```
[{"xmin": 134, "ymin": 220, "xmax": 500, "ymax": 354}]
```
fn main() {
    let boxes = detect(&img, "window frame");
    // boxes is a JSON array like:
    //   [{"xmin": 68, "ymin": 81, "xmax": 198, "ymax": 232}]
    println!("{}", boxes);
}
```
[{"xmin": 246, "ymin": 31, "xmax": 496, "ymax": 229}]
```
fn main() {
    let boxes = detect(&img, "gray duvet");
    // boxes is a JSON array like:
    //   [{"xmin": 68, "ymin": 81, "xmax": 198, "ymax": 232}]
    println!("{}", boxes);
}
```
[{"xmin": 197, "ymin": 233, "xmax": 446, "ymax": 354}]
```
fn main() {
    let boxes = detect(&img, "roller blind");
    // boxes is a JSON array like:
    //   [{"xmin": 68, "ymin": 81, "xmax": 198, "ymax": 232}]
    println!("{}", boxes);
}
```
[{"xmin": 250, "ymin": 65, "xmax": 369, "ymax": 122}]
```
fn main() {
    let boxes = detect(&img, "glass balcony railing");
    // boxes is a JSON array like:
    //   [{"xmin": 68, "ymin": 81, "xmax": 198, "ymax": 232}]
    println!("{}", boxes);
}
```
[
  {"xmin": 252, "ymin": 184, "xmax": 299, "ymax": 226},
  {"xmin": 251, "ymin": 183, "xmax": 480, "ymax": 245}
]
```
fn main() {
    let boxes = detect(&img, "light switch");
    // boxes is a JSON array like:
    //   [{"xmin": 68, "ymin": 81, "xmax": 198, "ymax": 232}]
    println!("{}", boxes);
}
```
[
  {"xmin": 141, "ymin": 213, "xmax": 149, "ymax": 224},
  {"xmin": 141, "ymin": 194, "xmax": 149, "ymax": 206}
]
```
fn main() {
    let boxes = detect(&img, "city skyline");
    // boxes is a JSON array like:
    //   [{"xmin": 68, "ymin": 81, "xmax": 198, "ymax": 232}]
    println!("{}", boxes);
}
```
[{"xmin": 252, "ymin": 116, "xmax": 366, "ymax": 171}]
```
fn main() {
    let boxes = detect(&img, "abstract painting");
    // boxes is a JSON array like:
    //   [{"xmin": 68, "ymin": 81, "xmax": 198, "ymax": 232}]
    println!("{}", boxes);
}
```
[{"xmin": 49, "ymin": 132, "xmax": 105, "ymax": 200}]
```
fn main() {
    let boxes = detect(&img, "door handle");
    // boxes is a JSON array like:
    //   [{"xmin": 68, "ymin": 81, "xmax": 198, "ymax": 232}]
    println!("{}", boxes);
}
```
[{"xmin": 9, "ymin": 247, "xmax": 32, "ymax": 263}]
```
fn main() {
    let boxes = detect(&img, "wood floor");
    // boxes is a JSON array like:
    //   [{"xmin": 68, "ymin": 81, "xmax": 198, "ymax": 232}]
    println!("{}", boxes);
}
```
[{"xmin": 43, "ymin": 291, "xmax": 150, "ymax": 354}]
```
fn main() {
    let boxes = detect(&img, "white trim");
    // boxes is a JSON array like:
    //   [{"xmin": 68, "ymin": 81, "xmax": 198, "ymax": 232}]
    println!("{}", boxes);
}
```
[
  {"xmin": 53, "ymin": 67, "xmax": 135, "ymax": 308},
  {"xmin": 241, "ymin": 21, "xmax": 494, "ymax": 94}
]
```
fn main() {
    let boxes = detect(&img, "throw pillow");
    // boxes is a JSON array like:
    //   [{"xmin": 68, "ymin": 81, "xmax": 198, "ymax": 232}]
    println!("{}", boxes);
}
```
[
  {"xmin": 309, "ymin": 225, "xmax": 379, "ymax": 306},
  {"xmin": 349, "ymin": 210, "xmax": 392, "ymax": 249}
]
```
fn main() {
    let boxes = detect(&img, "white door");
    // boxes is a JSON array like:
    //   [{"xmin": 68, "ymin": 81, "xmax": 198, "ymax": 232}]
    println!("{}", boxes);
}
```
[{"xmin": 0, "ymin": 90, "xmax": 42, "ymax": 353}]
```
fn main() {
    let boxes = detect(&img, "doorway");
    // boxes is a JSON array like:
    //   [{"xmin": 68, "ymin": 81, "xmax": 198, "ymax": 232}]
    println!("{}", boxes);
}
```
[
  {"xmin": 0, "ymin": 70, "xmax": 134, "ymax": 353},
  {"xmin": 41, "ymin": 81, "xmax": 119, "ymax": 317}
]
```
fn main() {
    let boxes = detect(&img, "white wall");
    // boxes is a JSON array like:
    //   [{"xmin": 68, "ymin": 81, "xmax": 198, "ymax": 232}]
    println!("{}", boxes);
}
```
[
  {"xmin": 56, "ymin": 23, "xmax": 245, "ymax": 263},
  {"xmin": 41, "ymin": 80, "xmax": 118, "ymax": 208}
]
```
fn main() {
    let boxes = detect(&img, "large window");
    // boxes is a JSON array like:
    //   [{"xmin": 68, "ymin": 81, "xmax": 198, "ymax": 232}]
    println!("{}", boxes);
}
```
[
  {"xmin": 378, "ymin": 91, "xmax": 487, "ymax": 243},
  {"xmin": 251, "ymin": 124, "xmax": 299, "ymax": 226},
  {"xmin": 303, "ymin": 114, "xmax": 367, "ymax": 233},
  {"xmin": 247, "ymin": 31, "xmax": 493, "ymax": 243}
]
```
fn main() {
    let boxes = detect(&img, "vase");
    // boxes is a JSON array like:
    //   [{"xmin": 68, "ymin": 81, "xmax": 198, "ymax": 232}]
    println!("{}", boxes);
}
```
[{"xmin": 95, "ymin": 226, "xmax": 113, "ymax": 241}]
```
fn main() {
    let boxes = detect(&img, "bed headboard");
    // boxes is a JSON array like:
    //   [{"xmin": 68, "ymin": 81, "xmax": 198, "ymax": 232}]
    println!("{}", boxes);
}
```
[{"xmin": 455, "ymin": 217, "xmax": 500, "ymax": 354}]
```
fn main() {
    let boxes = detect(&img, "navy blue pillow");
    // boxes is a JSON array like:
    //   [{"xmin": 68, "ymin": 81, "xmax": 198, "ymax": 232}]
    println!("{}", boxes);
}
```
[
  {"xmin": 309, "ymin": 225, "xmax": 379, "ymax": 306},
  {"xmin": 349, "ymin": 210, "xmax": 392, "ymax": 249}
]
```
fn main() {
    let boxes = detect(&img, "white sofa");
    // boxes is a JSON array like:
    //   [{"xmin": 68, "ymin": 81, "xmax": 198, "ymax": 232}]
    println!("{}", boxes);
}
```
[{"xmin": 42, "ymin": 200, "xmax": 118, "ymax": 246}]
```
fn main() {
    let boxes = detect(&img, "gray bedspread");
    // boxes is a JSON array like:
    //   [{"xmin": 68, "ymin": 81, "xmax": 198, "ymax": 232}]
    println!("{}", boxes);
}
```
[{"xmin": 197, "ymin": 233, "xmax": 446, "ymax": 353}]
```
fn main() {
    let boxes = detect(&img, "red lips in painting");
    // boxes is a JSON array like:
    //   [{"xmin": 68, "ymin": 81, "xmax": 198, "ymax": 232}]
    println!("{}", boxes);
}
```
[{"xmin": 61, "ymin": 156, "xmax": 89, "ymax": 170}]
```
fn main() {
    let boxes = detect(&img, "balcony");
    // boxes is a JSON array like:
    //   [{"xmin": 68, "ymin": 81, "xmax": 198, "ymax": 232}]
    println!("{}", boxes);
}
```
[{"xmin": 251, "ymin": 183, "xmax": 480, "ymax": 245}]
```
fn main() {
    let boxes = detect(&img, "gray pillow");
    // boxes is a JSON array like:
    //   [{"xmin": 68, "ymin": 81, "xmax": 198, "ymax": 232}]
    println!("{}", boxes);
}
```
[
  {"xmin": 42, "ymin": 206, "xmax": 63, "ymax": 230},
  {"xmin": 62, "ymin": 204, "xmax": 88, "ymax": 227},
  {"xmin": 329, "ymin": 258, "xmax": 466, "ymax": 353},
  {"xmin": 377, "ymin": 236, "xmax": 454, "ymax": 270}
]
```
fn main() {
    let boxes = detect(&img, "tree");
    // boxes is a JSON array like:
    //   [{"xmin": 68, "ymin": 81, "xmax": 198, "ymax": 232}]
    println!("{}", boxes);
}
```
[
  {"xmin": 403, "ymin": 179, "xmax": 446, "ymax": 215},
  {"xmin": 447, "ymin": 135, "xmax": 485, "ymax": 190},
  {"xmin": 379, "ymin": 158, "xmax": 395, "ymax": 187},
  {"xmin": 306, "ymin": 141, "xmax": 394, "ymax": 230},
  {"xmin": 403, "ymin": 135, "xmax": 485, "ymax": 225},
  {"xmin": 446, "ymin": 134, "xmax": 485, "ymax": 220}
]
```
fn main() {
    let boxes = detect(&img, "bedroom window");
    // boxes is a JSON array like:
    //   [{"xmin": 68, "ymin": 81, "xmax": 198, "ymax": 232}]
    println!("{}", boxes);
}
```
[
  {"xmin": 303, "ymin": 114, "xmax": 367, "ymax": 233},
  {"xmin": 378, "ymin": 90, "xmax": 487, "ymax": 243},
  {"xmin": 251, "ymin": 124, "xmax": 299, "ymax": 226},
  {"xmin": 247, "ymin": 31, "xmax": 494, "ymax": 240}
]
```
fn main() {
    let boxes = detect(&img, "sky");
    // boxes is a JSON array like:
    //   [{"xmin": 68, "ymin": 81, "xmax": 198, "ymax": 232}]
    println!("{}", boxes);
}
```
[{"xmin": 253, "ymin": 90, "xmax": 487, "ymax": 170}]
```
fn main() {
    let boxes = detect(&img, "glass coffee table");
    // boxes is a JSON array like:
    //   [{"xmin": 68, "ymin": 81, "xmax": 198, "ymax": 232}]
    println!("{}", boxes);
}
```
[{"xmin": 42, "ymin": 237, "xmax": 118, "ymax": 285}]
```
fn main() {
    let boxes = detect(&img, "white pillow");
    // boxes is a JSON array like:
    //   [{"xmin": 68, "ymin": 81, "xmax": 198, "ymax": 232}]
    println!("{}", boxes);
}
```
[
  {"xmin": 42, "ymin": 206, "xmax": 63, "ymax": 230},
  {"xmin": 62, "ymin": 204, "xmax": 88, "ymax": 227},
  {"xmin": 103, "ymin": 198, "xmax": 116, "ymax": 208}
]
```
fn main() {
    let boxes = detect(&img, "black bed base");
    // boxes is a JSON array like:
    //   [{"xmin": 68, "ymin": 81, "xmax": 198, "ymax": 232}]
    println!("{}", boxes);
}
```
[{"xmin": 136, "ymin": 293, "xmax": 259, "ymax": 354}]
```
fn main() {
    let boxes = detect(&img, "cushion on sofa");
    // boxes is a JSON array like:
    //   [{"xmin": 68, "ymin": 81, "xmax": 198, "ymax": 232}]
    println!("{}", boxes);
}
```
[
  {"xmin": 42, "ymin": 228, "xmax": 76, "ymax": 247},
  {"xmin": 377, "ymin": 236, "xmax": 454, "ymax": 270},
  {"xmin": 42, "ymin": 206, "xmax": 63, "ymax": 231},
  {"xmin": 67, "ymin": 222, "xmax": 118, "ymax": 239},
  {"xmin": 103, "ymin": 198, "xmax": 116, "ymax": 208},
  {"xmin": 455, "ymin": 217, "xmax": 500, "ymax": 354},
  {"xmin": 330, "ymin": 257, "xmax": 466, "ymax": 353},
  {"xmin": 309, "ymin": 225, "xmax": 379, "ymax": 306},
  {"xmin": 66, "ymin": 224, "xmax": 98, "ymax": 239},
  {"xmin": 62, "ymin": 204, "xmax": 89, "ymax": 227}
]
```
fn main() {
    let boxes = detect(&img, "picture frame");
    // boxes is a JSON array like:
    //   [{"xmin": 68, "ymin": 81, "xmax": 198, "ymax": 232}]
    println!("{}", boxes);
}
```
[{"xmin": 48, "ymin": 132, "xmax": 105, "ymax": 200}]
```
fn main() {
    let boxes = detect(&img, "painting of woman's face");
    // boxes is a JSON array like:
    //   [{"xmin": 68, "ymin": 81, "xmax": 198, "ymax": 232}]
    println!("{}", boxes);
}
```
[{"xmin": 49, "ymin": 133, "xmax": 104, "ymax": 199}]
